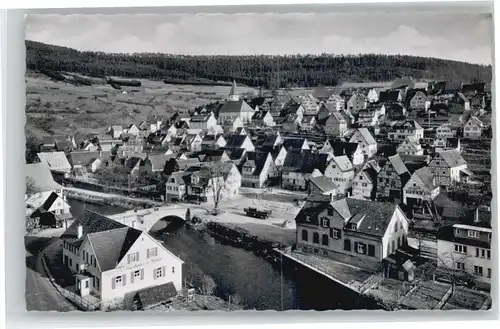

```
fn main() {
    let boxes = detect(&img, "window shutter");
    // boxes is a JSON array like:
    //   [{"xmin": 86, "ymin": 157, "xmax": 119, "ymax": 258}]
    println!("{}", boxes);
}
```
[
  {"xmin": 122, "ymin": 274, "xmax": 126, "ymax": 286},
  {"xmin": 338, "ymin": 229, "xmax": 342, "ymax": 239},
  {"xmin": 127, "ymin": 254, "xmax": 131, "ymax": 264},
  {"xmin": 111, "ymin": 277, "xmax": 115, "ymax": 290},
  {"xmin": 153, "ymin": 269, "xmax": 156, "ymax": 280},
  {"xmin": 354, "ymin": 242, "xmax": 358, "ymax": 252},
  {"xmin": 325, "ymin": 218, "xmax": 330, "ymax": 228},
  {"xmin": 329, "ymin": 228, "xmax": 333, "ymax": 238},
  {"xmin": 131, "ymin": 272, "xmax": 135, "ymax": 284},
  {"xmin": 136, "ymin": 252, "xmax": 139, "ymax": 262},
  {"xmin": 141, "ymin": 269, "xmax": 144, "ymax": 280},
  {"xmin": 162, "ymin": 266, "xmax": 166, "ymax": 278}
]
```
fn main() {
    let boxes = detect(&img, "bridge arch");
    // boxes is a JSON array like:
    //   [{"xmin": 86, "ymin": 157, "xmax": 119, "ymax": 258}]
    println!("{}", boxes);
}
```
[{"xmin": 148, "ymin": 214, "xmax": 186, "ymax": 233}]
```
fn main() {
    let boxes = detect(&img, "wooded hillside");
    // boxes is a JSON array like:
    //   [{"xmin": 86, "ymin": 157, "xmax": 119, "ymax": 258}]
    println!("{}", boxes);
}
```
[{"xmin": 26, "ymin": 40, "xmax": 492, "ymax": 88}]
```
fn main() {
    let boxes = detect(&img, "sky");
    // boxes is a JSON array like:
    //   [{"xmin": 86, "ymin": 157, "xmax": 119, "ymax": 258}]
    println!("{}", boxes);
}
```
[{"xmin": 25, "ymin": 12, "xmax": 493, "ymax": 65}]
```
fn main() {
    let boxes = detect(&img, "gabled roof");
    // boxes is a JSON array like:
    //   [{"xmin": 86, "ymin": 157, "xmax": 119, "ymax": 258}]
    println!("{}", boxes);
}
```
[
  {"xmin": 328, "ymin": 111, "xmax": 347, "ymax": 124},
  {"xmin": 252, "ymin": 110, "xmax": 270, "ymax": 121},
  {"xmin": 331, "ymin": 155, "xmax": 354, "ymax": 172},
  {"xmin": 243, "ymin": 152, "xmax": 272, "ymax": 176},
  {"xmin": 444, "ymin": 81, "xmax": 463, "ymax": 93},
  {"xmin": 393, "ymin": 119, "xmax": 423, "ymax": 131},
  {"xmin": 225, "ymin": 134, "xmax": 251, "ymax": 149},
  {"xmin": 387, "ymin": 154, "xmax": 410, "ymax": 176},
  {"xmin": 219, "ymin": 99, "xmax": 254, "ymax": 113},
  {"xmin": 37, "ymin": 152, "xmax": 72, "ymax": 172},
  {"xmin": 309, "ymin": 175, "xmax": 337, "ymax": 193},
  {"xmin": 379, "ymin": 90, "xmax": 401, "ymax": 103},
  {"xmin": 25, "ymin": 163, "xmax": 62, "ymax": 193},
  {"xmin": 467, "ymin": 116, "xmax": 483, "ymax": 127},
  {"xmin": 327, "ymin": 141, "xmax": 360, "ymax": 159},
  {"xmin": 190, "ymin": 113, "xmax": 213, "ymax": 122},
  {"xmin": 436, "ymin": 150, "xmax": 467, "ymax": 168},
  {"xmin": 147, "ymin": 154, "xmax": 174, "ymax": 171},
  {"xmin": 351, "ymin": 128, "xmax": 376, "ymax": 145},
  {"xmin": 411, "ymin": 167, "xmax": 437, "ymax": 191},
  {"xmin": 135, "ymin": 282, "xmax": 178, "ymax": 309},
  {"xmin": 283, "ymin": 150, "xmax": 328, "ymax": 173},
  {"xmin": 282, "ymin": 137, "xmax": 307, "ymax": 150}
]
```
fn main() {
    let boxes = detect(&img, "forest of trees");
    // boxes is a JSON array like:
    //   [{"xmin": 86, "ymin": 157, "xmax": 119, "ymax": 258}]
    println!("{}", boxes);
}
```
[{"xmin": 26, "ymin": 40, "xmax": 492, "ymax": 88}]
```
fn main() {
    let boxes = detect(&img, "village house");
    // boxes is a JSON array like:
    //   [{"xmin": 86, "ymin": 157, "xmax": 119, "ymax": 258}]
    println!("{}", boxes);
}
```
[
  {"xmin": 281, "ymin": 151, "xmax": 329, "ymax": 191},
  {"xmin": 376, "ymin": 154, "xmax": 411, "ymax": 201},
  {"xmin": 299, "ymin": 115, "xmax": 317, "ymax": 131},
  {"xmin": 60, "ymin": 210, "xmax": 183, "ymax": 310},
  {"xmin": 379, "ymin": 90, "xmax": 403, "ymax": 104},
  {"xmin": 252, "ymin": 110, "xmax": 275, "ymax": 127},
  {"xmin": 240, "ymin": 152, "xmax": 278, "ymax": 188},
  {"xmin": 443, "ymin": 81, "xmax": 463, "ymax": 95},
  {"xmin": 253, "ymin": 131, "xmax": 283, "ymax": 151},
  {"xmin": 428, "ymin": 150, "xmax": 469, "ymax": 187},
  {"xmin": 282, "ymin": 137, "xmax": 310, "ymax": 152},
  {"xmin": 320, "ymin": 140, "xmax": 364, "ymax": 167},
  {"xmin": 201, "ymin": 134, "xmax": 226, "ymax": 151},
  {"xmin": 351, "ymin": 160, "xmax": 381, "ymax": 200},
  {"xmin": 165, "ymin": 171, "xmax": 189, "ymax": 201},
  {"xmin": 402, "ymin": 167, "xmax": 440, "ymax": 209},
  {"xmin": 391, "ymin": 77, "xmax": 415, "ymax": 91},
  {"xmin": 189, "ymin": 112, "xmax": 217, "ymax": 131},
  {"xmin": 434, "ymin": 137, "xmax": 462, "ymax": 153},
  {"xmin": 217, "ymin": 99, "xmax": 255, "ymax": 125},
  {"xmin": 437, "ymin": 209, "xmax": 492, "ymax": 287},
  {"xmin": 294, "ymin": 196, "xmax": 410, "ymax": 270},
  {"xmin": 323, "ymin": 155, "xmax": 355, "ymax": 196},
  {"xmin": 191, "ymin": 149, "xmax": 231, "ymax": 163},
  {"xmin": 185, "ymin": 161, "xmax": 242, "ymax": 203},
  {"xmin": 366, "ymin": 88, "xmax": 380, "ymax": 103},
  {"xmin": 163, "ymin": 158, "xmax": 201, "ymax": 176},
  {"xmin": 356, "ymin": 109, "xmax": 380, "ymax": 128},
  {"xmin": 463, "ymin": 116, "xmax": 484, "ymax": 139},
  {"xmin": 324, "ymin": 112, "xmax": 348, "ymax": 137},
  {"xmin": 399, "ymin": 154, "xmax": 430, "ymax": 174},
  {"xmin": 108, "ymin": 126, "xmax": 124, "ymax": 139},
  {"xmin": 126, "ymin": 124, "xmax": 141, "ymax": 136},
  {"xmin": 67, "ymin": 151, "xmax": 111, "ymax": 175},
  {"xmin": 388, "ymin": 120, "xmax": 424, "ymax": 142},
  {"xmin": 346, "ymin": 93, "xmax": 368, "ymax": 114},
  {"xmin": 397, "ymin": 136, "xmax": 424, "ymax": 156},
  {"xmin": 141, "ymin": 154, "xmax": 173, "ymax": 175},
  {"xmin": 25, "ymin": 163, "xmax": 71, "ymax": 225},
  {"xmin": 315, "ymin": 104, "xmax": 331, "ymax": 127},
  {"xmin": 40, "ymin": 135, "xmax": 77, "ymax": 153},
  {"xmin": 409, "ymin": 91, "xmax": 428, "ymax": 110},
  {"xmin": 436, "ymin": 123, "xmax": 457, "ymax": 139},
  {"xmin": 37, "ymin": 151, "xmax": 72, "ymax": 174},
  {"xmin": 181, "ymin": 133, "xmax": 203, "ymax": 153},
  {"xmin": 308, "ymin": 175, "xmax": 337, "ymax": 196},
  {"xmin": 349, "ymin": 128, "xmax": 377, "ymax": 159},
  {"xmin": 325, "ymin": 94, "xmax": 345, "ymax": 111},
  {"xmin": 268, "ymin": 145, "xmax": 288, "ymax": 169},
  {"xmin": 299, "ymin": 94, "xmax": 320, "ymax": 115},
  {"xmin": 281, "ymin": 114, "xmax": 301, "ymax": 132},
  {"xmin": 384, "ymin": 103, "xmax": 406, "ymax": 120},
  {"xmin": 224, "ymin": 134, "xmax": 255, "ymax": 153}
]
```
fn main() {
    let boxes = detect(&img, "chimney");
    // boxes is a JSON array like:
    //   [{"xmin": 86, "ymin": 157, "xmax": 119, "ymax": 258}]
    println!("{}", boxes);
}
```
[
  {"xmin": 474, "ymin": 207, "xmax": 480, "ymax": 223},
  {"xmin": 77, "ymin": 225, "xmax": 83, "ymax": 239}
]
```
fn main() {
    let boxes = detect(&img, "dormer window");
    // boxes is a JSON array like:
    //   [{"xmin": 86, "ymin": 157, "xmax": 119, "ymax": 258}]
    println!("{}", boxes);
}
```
[
  {"xmin": 455, "ymin": 228, "xmax": 461, "ymax": 235},
  {"xmin": 349, "ymin": 223, "xmax": 357, "ymax": 230},
  {"xmin": 305, "ymin": 215, "xmax": 311, "ymax": 222}
]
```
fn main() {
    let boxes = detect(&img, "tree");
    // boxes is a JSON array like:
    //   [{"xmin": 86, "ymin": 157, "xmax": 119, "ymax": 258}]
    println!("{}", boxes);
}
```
[
  {"xmin": 436, "ymin": 251, "xmax": 473, "ymax": 295},
  {"xmin": 200, "ymin": 274, "xmax": 217, "ymax": 296},
  {"xmin": 25, "ymin": 131, "xmax": 41, "ymax": 164},
  {"xmin": 202, "ymin": 162, "xmax": 238, "ymax": 212}
]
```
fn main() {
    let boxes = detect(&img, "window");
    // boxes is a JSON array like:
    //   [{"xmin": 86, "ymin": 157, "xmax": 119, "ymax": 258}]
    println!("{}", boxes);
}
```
[
  {"xmin": 476, "ymin": 248, "xmax": 480, "ymax": 257},
  {"xmin": 322, "ymin": 218, "xmax": 329, "ymax": 228},
  {"xmin": 456, "ymin": 262, "xmax": 465, "ymax": 270},
  {"xmin": 155, "ymin": 267, "xmax": 164, "ymax": 279},
  {"xmin": 474, "ymin": 266, "xmax": 483, "ymax": 276},
  {"xmin": 313, "ymin": 232, "xmax": 320, "ymax": 244},
  {"xmin": 85, "ymin": 281, "xmax": 89, "ymax": 289},
  {"xmin": 488, "ymin": 233, "xmax": 491, "ymax": 241},
  {"xmin": 357, "ymin": 242, "xmax": 366, "ymax": 254},
  {"xmin": 96, "ymin": 277, "xmax": 100, "ymax": 289},
  {"xmin": 134, "ymin": 270, "xmax": 141, "ymax": 278},
  {"xmin": 391, "ymin": 240, "xmax": 395, "ymax": 253},
  {"xmin": 362, "ymin": 183, "xmax": 367, "ymax": 187},
  {"xmin": 349, "ymin": 223, "xmax": 357, "ymax": 230},
  {"xmin": 455, "ymin": 228, "xmax": 460, "ymax": 235},
  {"xmin": 128, "ymin": 252, "xmax": 139, "ymax": 263},
  {"xmin": 321, "ymin": 234, "xmax": 329, "ymax": 246},
  {"xmin": 454, "ymin": 244, "xmax": 467, "ymax": 254},
  {"xmin": 327, "ymin": 208, "xmax": 333, "ymax": 216},
  {"xmin": 468, "ymin": 230, "xmax": 479, "ymax": 238},
  {"xmin": 323, "ymin": 251, "xmax": 328, "ymax": 256},
  {"xmin": 69, "ymin": 259, "xmax": 72, "ymax": 267},
  {"xmin": 115, "ymin": 276, "xmax": 123, "ymax": 285},
  {"xmin": 487, "ymin": 250, "xmax": 491, "ymax": 259},
  {"xmin": 487, "ymin": 268, "xmax": 491, "ymax": 278},
  {"xmin": 368, "ymin": 245, "xmax": 375, "ymax": 257},
  {"xmin": 344, "ymin": 239, "xmax": 351, "ymax": 251},
  {"xmin": 397, "ymin": 236, "xmax": 401, "ymax": 247},
  {"xmin": 172, "ymin": 266, "xmax": 175, "ymax": 274},
  {"xmin": 481, "ymin": 249, "xmax": 486, "ymax": 258},
  {"xmin": 147, "ymin": 247, "xmax": 158, "ymax": 258},
  {"xmin": 301, "ymin": 230, "xmax": 308, "ymax": 242}
]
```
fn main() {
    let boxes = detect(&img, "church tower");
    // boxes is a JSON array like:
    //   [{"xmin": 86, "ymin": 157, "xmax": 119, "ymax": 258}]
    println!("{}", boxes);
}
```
[{"xmin": 228, "ymin": 79, "xmax": 240, "ymax": 101}]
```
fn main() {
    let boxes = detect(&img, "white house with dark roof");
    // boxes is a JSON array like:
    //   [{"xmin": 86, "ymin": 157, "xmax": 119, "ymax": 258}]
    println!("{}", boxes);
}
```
[
  {"xmin": 308, "ymin": 175, "xmax": 337, "ymax": 196},
  {"xmin": 252, "ymin": 110, "xmax": 274, "ymax": 127},
  {"xmin": 60, "ymin": 210, "xmax": 183, "ymax": 310},
  {"xmin": 463, "ymin": 116, "xmax": 484, "ymax": 139},
  {"xmin": 409, "ymin": 91, "xmax": 428, "ymax": 110},
  {"xmin": 436, "ymin": 123, "xmax": 457, "ymax": 139},
  {"xmin": 294, "ymin": 196, "xmax": 410, "ymax": 269},
  {"xmin": 326, "ymin": 94, "xmax": 345, "ymax": 111},
  {"xmin": 428, "ymin": 150, "xmax": 469, "ymax": 186},
  {"xmin": 349, "ymin": 128, "xmax": 377, "ymax": 159},
  {"xmin": 325, "ymin": 112, "xmax": 348, "ymax": 137},
  {"xmin": 351, "ymin": 160, "xmax": 381, "ymax": 200},
  {"xmin": 141, "ymin": 154, "xmax": 173, "ymax": 175},
  {"xmin": 165, "ymin": 171, "xmax": 189, "ymax": 201},
  {"xmin": 224, "ymin": 134, "xmax": 255, "ymax": 152},
  {"xmin": 240, "ymin": 152, "xmax": 278, "ymax": 188},
  {"xmin": 346, "ymin": 93, "xmax": 368, "ymax": 114},
  {"xmin": 217, "ymin": 99, "xmax": 255, "ymax": 124}
]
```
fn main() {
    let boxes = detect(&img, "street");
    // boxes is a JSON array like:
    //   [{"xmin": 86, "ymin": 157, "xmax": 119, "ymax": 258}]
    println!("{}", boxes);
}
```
[{"xmin": 25, "ymin": 231, "xmax": 75, "ymax": 311}]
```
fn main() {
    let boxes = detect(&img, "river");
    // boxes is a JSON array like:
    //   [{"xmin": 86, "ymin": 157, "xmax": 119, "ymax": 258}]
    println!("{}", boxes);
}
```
[{"xmin": 68, "ymin": 198, "xmax": 381, "ymax": 311}]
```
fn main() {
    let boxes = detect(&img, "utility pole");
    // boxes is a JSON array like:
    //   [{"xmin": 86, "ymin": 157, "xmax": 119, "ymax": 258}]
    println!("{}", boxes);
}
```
[{"xmin": 280, "ymin": 238, "xmax": 284, "ymax": 312}]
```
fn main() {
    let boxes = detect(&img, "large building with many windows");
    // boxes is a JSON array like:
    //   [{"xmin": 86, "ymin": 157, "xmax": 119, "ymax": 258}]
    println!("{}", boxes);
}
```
[
  {"xmin": 294, "ymin": 195, "xmax": 410, "ymax": 270},
  {"xmin": 437, "ymin": 208, "xmax": 492, "ymax": 287}
]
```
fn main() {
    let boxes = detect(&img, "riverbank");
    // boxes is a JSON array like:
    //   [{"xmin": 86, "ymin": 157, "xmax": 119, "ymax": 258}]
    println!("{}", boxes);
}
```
[{"xmin": 65, "ymin": 186, "xmax": 164, "ymax": 209}]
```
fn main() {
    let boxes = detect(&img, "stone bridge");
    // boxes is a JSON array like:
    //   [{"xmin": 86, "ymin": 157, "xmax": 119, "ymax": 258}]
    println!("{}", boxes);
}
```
[{"xmin": 107, "ymin": 204, "xmax": 207, "ymax": 233}]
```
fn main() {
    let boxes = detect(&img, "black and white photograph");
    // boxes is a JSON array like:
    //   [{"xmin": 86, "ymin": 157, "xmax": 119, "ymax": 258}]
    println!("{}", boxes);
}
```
[{"xmin": 23, "ymin": 4, "xmax": 493, "ymax": 313}]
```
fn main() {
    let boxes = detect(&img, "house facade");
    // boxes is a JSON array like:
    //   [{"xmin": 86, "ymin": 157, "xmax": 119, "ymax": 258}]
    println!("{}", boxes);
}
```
[
  {"xmin": 60, "ymin": 210, "xmax": 183, "ymax": 309},
  {"xmin": 428, "ymin": 150, "xmax": 468, "ymax": 187},
  {"xmin": 388, "ymin": 120, "xmax": 424, "ymax": 142},
  {"xmin": 346, "ymin": 94, "xmax": 368, "ymax": 114},
  {"xmin": 241, "ymin": 152, "xmax": 278, "ymax": 188},
  {"xmin": 402, "ymin": 167, "xmax": 440, "ymax": 206},
  {"xmin": 324, "ymin": 112, "xmax": 348, "ymax": 137},
  {"xmin": 376, "ymin": 154, "xmax": 410, "ymax": 201},
  {"xmin": 165, "ymin": 171, "xmax": 187, "ymax": 201},
  {"xmin": 463, "ymin": 116, "xmax": 483, "ymax": 139},
  {"xmin": 295, "ymin": 197, "xmax": 410, "ymax": 270},
  {"xmin": 186, "ymin": 162, "xmax": 242, "ymax": 202},
  {"xmin": 409, "ymin": 91, "xmax": 427, "ymax": 110},
  {"xmin": 323, "ymin": 155, "xmax": 355, "ymax": 195},
  {"xmin": 436, "ymin": 123, "xmax": 457, "ymax": 139},
  {"xmin": 349, "ymin": 128, "xmax": 377, "ymax": 159},
  {"xmin": 326, "ymin": 94, "xmax": 345, "ymax": 111},
  {"xmin": 351, "ymin": 161, "xmax": 380, "ymax": 200},
  {"xmin": 189, "ymin": 112, "xmax": 217, "ymax": 131},
  {"xmin": 397, "ymin": 136, "xmax": 424, "ymax": 156}
]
